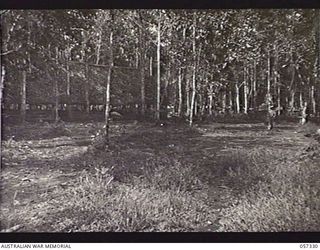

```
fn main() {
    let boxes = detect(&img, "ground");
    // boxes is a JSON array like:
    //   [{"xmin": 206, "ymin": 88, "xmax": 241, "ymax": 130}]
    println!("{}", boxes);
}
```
[{"xmin": 1, "ymin": 120, "xmax": 320, "ymax": 232}]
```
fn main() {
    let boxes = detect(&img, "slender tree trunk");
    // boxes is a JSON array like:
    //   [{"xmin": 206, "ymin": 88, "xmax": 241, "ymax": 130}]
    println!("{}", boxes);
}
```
[
  {"xmin": 96, "ymin": 31, "xmax": 102, "ymax": 65},
  {"xmin": 290, "ymin": 90, "xmax": 295, "ymax": 112},
  {"xmin": 105, "ymin": 28, "xmax": 114, "ymax": 144},
  {"xmin": 243, "ymin": 61, "xmax": 248, "ymax": 114},
  {"xmin": 222, "ymin": 89, "xmax": 227, "ymax": 114},
  {"xmin": 178, "ymin": 67, "xmax": 183, "ymax": 117},
  {"xmin": 54, "ymin": 81, "xmax": 59, "ymax": 123},
  {"xmin": 274, "ymin": 44, "xmax": 281, "ymax": 115},
  {"xmin": 186, "ymin": 78, "xmax": 190, "ymax": 116},
  {"xmin": 65, "ymin": 49, "xmax": 72, "ymax": 120},
  {"xmin": 277, "ymin": 82, "xmax": 281, "ymax": 116},
  {"xmin": 311, "ymin": 84, "xmax": 316, "ymax": 115},
  {"xmin": 289, "ymin": 47, "xmax": 296, "ymax": 112},
  {"xmin": 299, "ymin": 92, "xmax": 304, "ymax": 110},
  {"xmin": 189, "ymin": 12, "xmax": 197, "ymax": 127},
  {"xmin": 208, "ymin": 84, "xmax": 213, "ymax": 116},
  {"xmin": 85, "ymin": 64, "xmax": 90, "ymax": 114},
  {"xmin": 253, "ymin": 59, "xmax": 257, "ymax": 109},
  {"xmin": 235, "ymin": 84, "xmax": 240, "ymax": 114},
  {"xmin": 21, "ymin": 70, "xmax": 27, "ymax": 123},
  {"xmin": 149, "ymin": 56, "xmax": 153, "ymax": 77},
  {"xmin": 267, "ymin": 48, "xmax": 271, "ymax": 101},
  {"xmin": 156, "ymin": 11, "xmax": 161, "ymax": 121},
  {"xmin": 229, "ymin": 89, "xmax": 233, "ymax": 113},
  {"xmin": 139, "ymin": 11, "xmax": 146, "ymax": 116}
]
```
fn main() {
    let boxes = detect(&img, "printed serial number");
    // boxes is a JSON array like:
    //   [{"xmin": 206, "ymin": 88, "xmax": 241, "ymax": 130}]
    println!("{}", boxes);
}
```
[{"xmin": 300, "ymin": 244, "xmax": 318, "ymax": 248}]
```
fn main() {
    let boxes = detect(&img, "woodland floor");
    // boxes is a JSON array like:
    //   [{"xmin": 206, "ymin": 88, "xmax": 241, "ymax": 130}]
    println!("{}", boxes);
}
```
[{"xmin": 1, "ymin": 120, "xmax": 319, "ymax": 232}]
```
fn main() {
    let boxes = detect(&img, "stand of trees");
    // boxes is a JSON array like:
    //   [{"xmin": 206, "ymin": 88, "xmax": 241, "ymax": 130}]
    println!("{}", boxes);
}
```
[{"xmin": 1, "ymin": 9, "xmax": 320, "ymax": 128}]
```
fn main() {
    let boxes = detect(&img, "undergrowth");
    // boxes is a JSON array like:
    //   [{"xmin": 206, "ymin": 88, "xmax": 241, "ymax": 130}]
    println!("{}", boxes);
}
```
[{"xmin": 2, "ymin": 123, "xmax": 319, "ymax": 232}]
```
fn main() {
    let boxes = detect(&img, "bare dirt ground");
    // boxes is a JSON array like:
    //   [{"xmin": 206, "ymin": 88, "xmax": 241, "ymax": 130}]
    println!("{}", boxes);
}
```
[{"xmin": 0, "ymin": 121, "xmax": 315, "ymax": 232}]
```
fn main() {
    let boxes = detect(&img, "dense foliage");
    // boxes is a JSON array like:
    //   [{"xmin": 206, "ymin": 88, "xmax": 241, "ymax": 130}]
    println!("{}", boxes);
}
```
[{"xmin": 1, "ymin": 9, "xmax": 320, "ymax": 122}]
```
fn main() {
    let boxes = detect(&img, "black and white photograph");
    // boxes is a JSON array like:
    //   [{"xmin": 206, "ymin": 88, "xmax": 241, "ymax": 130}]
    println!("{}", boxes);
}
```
[{"xmin": 1, "ymin": 9, "xmax": 320, "ymax": 235}]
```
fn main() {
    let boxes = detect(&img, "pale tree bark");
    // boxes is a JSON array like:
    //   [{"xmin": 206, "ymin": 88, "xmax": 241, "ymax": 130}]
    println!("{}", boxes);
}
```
[
  {"xmin": 277, "ymin": 82, "xmax": 281, "ymax": 116},
  {"xmin": 266, "ymin": 47, "xmax": 273, "ymax": 130},
  {"xmin": 267, "ymin": 48, "xmax": 271, "ymax": 104},
  {"xmin": 189, "ymin": 12, "xmax": 197, "ymax": 127},
  {"xmin": 208, "ymin": 84, "xmax": 214, "ymax": 116},
  {"xmin": 186, "ymin": 77, "xmax": 190, "ymax": 116},
  {"xmin": 289, "ymin": 47, "xmax": 296, "ymax": 112},
  {"xmin": 274, "ymin": 44, "xmax": 281, "ymax": 115},
  {"xmin": 84, "ymin": 64, "xmax": 90, "ymax": 114},
  {"xmin": 311, "ymin": 84, "xmax": 316, "ymax": 115},
  {"xmin": 235, "ymin": 83, "xmax": 240, "ymax": 114},
  {"xmin": 177, "ymin": 67, "xmax": 183, "ymax": 117},
  {"xmin": 54, "ymin": 81, "xmax": 59, "ymax": 123},
  {"xmin": 54, "ymin": 47, "xmax": 60, "ymax": 123},
  {"xmin": 138, "ymin": 10, "xmax": 146, "ymax": 116},
  {"xmin": 299, "ymin": 92, "xmax": 304, "ymax": 110},
  {"xmin": 96, "ymin": 31, "xmax": 102, "ymax": 65},
  {"xmin": 149, "ymin": 56, "xmax": 153, "ymax": 77},
  {"xmin": 243, "ymin": 61, "xmax": 249, "ymax": 114},
  {"xmin": 222, "ymin": 88, "xmax": 227, "ymax": 114},
  {"xmin": 156, "ymin": 11, "xmax": 161, "ymax": 121},
  {"xmin": 21, "ymin": 70, "xmax": 27, "ymax": 123},
  {"xmin": 253, "ymin": 59, "xmax": 257, "ymax": 110},
  {"xmin": 105, "ymin": 27, "xmax": 114, "ymax": 144},
  {"xmin": 163, "ymin": 61, "xmax": 170, "ymax": 119},
  {"xmin": 229, "ymin": 89, "xmax": 233, "ymax": 113},
  {"xmin": 65, "ymin": 48, "xmax": 72, "ymax": 119}
]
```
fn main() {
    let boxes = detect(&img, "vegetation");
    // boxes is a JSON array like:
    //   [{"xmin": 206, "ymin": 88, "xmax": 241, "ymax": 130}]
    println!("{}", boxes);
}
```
[
  {"xmin": 1, "ymin": 10, "xmax": 320, "ymax": 128},
  {"xmin": 1, "ymin": 9, "xmax": 320, "ymax": 232},
  {"xmin": 1, "ymin": 121, "xmax": 320, "ymax": 232}
]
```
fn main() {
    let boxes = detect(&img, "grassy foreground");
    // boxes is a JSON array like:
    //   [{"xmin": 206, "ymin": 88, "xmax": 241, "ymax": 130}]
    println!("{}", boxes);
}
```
[{"xmin": 1, "ymin": 121, "xmax": 320, "ymax": 232}]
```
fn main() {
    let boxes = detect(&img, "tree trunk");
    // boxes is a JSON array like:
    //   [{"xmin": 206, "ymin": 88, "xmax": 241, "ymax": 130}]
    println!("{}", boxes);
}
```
[
  {"xmin": 85, "ymin": 64, "xmax": 90, "ymax": 115},
  {"xmin": 186, "ymin": 77, "xmax": 190, "ymax": 117},
  {"xmin": 289, "ymin": 90, "xmax": 295, "ymax": 113},
  {"xmin": 208, "ymin": 84, "xmax": 214, "ymax": 116},
  {"xmin": 235, "ymin": 83, "xmax": 240, "ymax": 114},
  {"xmin": 178, "ymin": 67, "xmax": 183, "ymax": 117},
  {"xmin": 277, "ymin": 82, "xmax": 281, "ymax": 116},
  {"xmin": 266, "ymin": 47, "xmax": 274, "ymax": 130},
  {"xmin": 311, "ymin": 84, "xmax": 316, "ymax": 115},
  {"xmin": 299, "ymin": 92, "xmax": 304, "ymax": 110},
  {"xmin": 253, "ymin": 59, "xmax": 257, "ymax": 110},
  {"xmin": 139, "ymin": 11, "xmax": 146, "ymax": 116},
  {"xmin": 273, "ymin": 43, "xmax": 281, "ymax": 116},
  {"xmin": 163, "ymin": 62, "xmax": 170, "ymax": 119},
  {"xmin": 229, "ymin": 89, "xmax": 233, "ymax": 113},
  {"xmin": 189, "ymin": 12, "xmax": 197, "ymax": 127},
  {"xmin": 149, "ymin": 56, "xmax": 153, "ymax": 77},
  {"xmin": 96, "ymin": 31, "xmax": 102, "ymax": 65},
  {"xmin": 222, "ymin": 88, "xmax": 227, "ymax": 114},
  {"xmin": 289, "ymin": 47, "xmax": 295, "ymax": 113},
  {"xmin": 267, "ymin": 48, "xmax": 271, "ymax": 101},
  {"xmin": 105, "ymin": 28, "xmax": 114, "ymax": 144},
  {"xmin": 21, "ymin": 70, "xmax": 27, "ymax": 123},
  {"xmin": 54, "ymin": 81, "xmax": 59, "ymax": 123},
  {"xmin": 66, "ymin": 51, "xmax": 72, "ymax": 120},
  {"xmin": 243, "ymin": 62, "xmax": 248, "ymax": 114},
  {"xmin": 156, "ymin": 11, "xmax": 161, "ymax": 121}
]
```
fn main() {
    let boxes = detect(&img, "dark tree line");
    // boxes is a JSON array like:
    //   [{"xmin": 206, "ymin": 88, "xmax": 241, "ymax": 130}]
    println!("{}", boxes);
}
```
[{"xmin": 1, "ymin": 9, "xmax": 320, "ymax": 128}]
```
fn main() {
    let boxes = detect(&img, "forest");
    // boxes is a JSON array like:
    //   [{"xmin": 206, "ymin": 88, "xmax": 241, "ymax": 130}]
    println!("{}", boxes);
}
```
[{"xmin": 1, "ymin": 9, "xmax": 320, "ymax": 233}]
